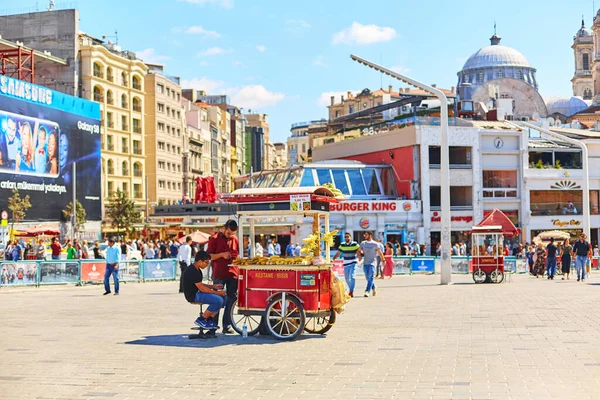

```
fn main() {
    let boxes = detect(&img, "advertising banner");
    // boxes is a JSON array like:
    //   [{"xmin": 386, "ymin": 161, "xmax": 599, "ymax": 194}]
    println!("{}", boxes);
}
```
[
  {"xmin": 0, "ymin": 76, "xmax": 101, "ymax": 221},
  {"xmin": 80, "ymin": 260, "xmax": 106, "ymax": 283},
  {"xmin": 392, "ymin": 257, "xmax": 412, "ymax": 274},
  {"xmin": 504, "ymin": 257, "xmax": 517, "ymax": 273},
  {"xmin": 39, "ymin": 260, "xmax": 79, "ymax": 284},
  {"xmin": 143, "ymin": 259, "xmax": 176, "ymax": 281},
  {"xmin": 0, "ymin": 261, "xmax": 38, "ymax": 286},
  {"xmin": 451, "ymin": 257, "xmax": 471, "ymax": 274},
  {"xmin": 411, "ymin": 258, "xmax": 435, "ymax": 274}
]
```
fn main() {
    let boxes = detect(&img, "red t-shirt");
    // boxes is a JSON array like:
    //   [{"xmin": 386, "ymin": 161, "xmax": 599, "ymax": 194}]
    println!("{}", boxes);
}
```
[
  {"xmin": 51, "ymin": 242, "xmax": 61, "ymax": 257},
  {"xmin": 207, "ymin": 232, "xmax": 239, "ymax": 280}
]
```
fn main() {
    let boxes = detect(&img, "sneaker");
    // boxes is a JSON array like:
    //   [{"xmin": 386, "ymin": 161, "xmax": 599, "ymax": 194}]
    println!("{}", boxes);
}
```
[
  {"xmin": 114, "ymin": 292, "xmax": 119, "ymax": 295},
  {"xmin": 577, "ymin": 278, "xmax": 581, "ymax": 281},
  {"xmin": 103, "ymin": 291, "xmax": 111, "ymax": 295},
  {"xmin": 348, "ymin": 291, "xmax": 354, "ymax": 298},
  {"xmin": 208, "ymin": 319, "xmax": 220, "ymax": 330},
  {"xmin": 195, "ymin": 317, "xmax": 212, "ymax": 330},
  {"xmin": 364, "ymin": 292, "xmax": 369, "ymax": 297},
  {"xmin": 372, "ymin": 288, "xmax": 377, "ymax": 296}
]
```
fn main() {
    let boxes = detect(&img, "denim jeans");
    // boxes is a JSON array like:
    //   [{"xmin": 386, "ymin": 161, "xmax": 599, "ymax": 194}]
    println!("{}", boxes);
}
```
[
  {"xmin": 213, "ymin": 278, "xmax": 237, "ymax": 329},
  {"xmin": 364, "ymin": 263, "xmax": 376, "ymax": 293},
  {"xmin": 575, "ymin": 255, "xmax": 587, "ymax": 279},
  {"xmin": 546, "ymin": 256, "xmax": 556, "ymax": 277},
  {"xmin": 51, "ymin": 255, "xmax": 60, "ymax": 260},
  {"xmin": 104, "ymin": 264, "xmax": 119, "ymax": 293},
  {"xmin": 343, "ymin": 263, "xmax": 356, "ymax": 293},
  {"xmin": 194, "ymin": 291, "xmax": 225, "ymax": 313}
]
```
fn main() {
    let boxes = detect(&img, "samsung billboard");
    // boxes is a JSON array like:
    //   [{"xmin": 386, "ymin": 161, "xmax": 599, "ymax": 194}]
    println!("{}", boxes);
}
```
[{"xmin": 0, "ymin": 76, "xmax": 101, "ymax": 221}]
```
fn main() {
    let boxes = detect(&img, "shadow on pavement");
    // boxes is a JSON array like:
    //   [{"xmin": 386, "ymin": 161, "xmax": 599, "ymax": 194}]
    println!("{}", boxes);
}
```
[{"xmin": 124, "ymin": 333, "xmax": 326, "ymax": 348}]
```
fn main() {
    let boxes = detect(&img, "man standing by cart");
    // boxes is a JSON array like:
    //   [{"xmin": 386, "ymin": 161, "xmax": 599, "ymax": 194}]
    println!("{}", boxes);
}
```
[
  {"xmin": 359, "ymin": 231, "xmax": 385, "ymax": 298},
  {"xmin": 207, "ymin": 220, "xmax": 239, "ymax": 333},
  {"xmin": 333, "ymin": 233, "xmax": 360, "ymax": 298},
  {"xmin": 573, "ymin": 233, "xmax": 591, "ymax": 281}
]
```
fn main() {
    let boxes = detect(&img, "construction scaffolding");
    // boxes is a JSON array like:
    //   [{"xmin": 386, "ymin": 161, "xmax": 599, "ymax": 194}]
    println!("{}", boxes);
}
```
[{"xmin": 0, "ymin": 45, "xmax": 35, "ymax": 83}]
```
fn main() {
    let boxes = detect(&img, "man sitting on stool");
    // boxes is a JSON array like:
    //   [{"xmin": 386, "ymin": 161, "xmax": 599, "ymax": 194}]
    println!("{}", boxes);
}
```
[{"xmin": 182, "ymin": 250, "xmax": 227, "ymax": 330}]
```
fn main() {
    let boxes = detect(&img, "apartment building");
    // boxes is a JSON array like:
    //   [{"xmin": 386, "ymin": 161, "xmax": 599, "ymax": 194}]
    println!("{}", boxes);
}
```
[
  {"xmin": 144, "ymin": 64, "xmax": 185, "ymax": 205},
  {"xmin": 79, "ymin": 33, "xmax": 147, "ymax": 214},
  {"xmin": 246, "ymin": 113, "xmax": 273, "ymax": 170}
]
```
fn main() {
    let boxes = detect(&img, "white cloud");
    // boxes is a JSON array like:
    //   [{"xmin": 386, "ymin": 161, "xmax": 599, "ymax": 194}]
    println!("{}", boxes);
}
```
[
  {"xmin": 180, "ymin": 77, "xmax": 225, "ymax": 93},
  {"xmin": 185, "ymin": 26, "xmax": 221, "ymax": 38},
  {"xmin": 390, "ymin": 65, "xmax": 410, "ymax": 74},
  {"xmin": 198, "ymin": 47, "xmax": 229, "ymax": 56},
  {"xmin": 256, "ymin": 45, "xmax": 267, "ymax": 53},
  {"xmin": 286, "ymin": 19, "xmax": 311, "ymax": 28},
  {"xmin": 179, "ymin": 0, "xmax": 233, "ymax": 8},
  {"xmin": 136, "ymin": 48, "xmax": 170, "ymax": 64},
  {"xmin": 313, "ymin": 55, "xmax": 326, "ymax": 67},
  {"xmin": 231, "ymin": 85, "xmax": 285, "ymax": 109},
  {"xmin": 317, "ymin": 91, "xmax": 357, "ymax": 107},
  {"xmin": 332, "ymin": 22, "xmax": 397, "ymax": 45}
]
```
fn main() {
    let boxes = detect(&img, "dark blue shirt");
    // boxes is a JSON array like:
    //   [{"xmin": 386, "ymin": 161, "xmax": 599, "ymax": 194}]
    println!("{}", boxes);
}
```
[{"xmin": 573, "ymin": 240, "xmax": 590, "ymax": 257}]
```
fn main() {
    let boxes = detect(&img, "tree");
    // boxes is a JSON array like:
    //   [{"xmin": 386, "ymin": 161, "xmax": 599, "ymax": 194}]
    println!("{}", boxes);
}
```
[
  {"xmin": 8, "ymin": 189, "xmax": 31, "ymax": 235},
  {"xmin": 62, "ymin": 200, "xmax": 87, "ymax": 232},
  {"xmin": 105, "ymin": 189, "xmax": 142, "ymax": 236}
]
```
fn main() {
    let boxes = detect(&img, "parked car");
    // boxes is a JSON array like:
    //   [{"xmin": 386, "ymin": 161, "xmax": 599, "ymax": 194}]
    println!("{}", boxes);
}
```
[{"xmin": 98, "ymin": 243, "xmax": 142, "ymax": 261}]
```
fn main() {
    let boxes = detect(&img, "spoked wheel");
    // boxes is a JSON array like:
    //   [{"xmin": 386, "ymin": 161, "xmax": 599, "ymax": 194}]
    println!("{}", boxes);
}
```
[
  {"xmin": 304, "ymin": 308, "xmax": 336, "ymax": 334},
  {"xmin": 473, "ymin": 269, "xmax": 487, "ymax": 284},
  {"xmin": 264, "ymin": 293, "xmax": 306, "ymax": 340},
  {"xmin": 489, "ymin": 269, "xmax": 504, "ymax": 284},
  {"xmin": 229, "ymin": 299, "xmax": 261, "ymax": 336}
]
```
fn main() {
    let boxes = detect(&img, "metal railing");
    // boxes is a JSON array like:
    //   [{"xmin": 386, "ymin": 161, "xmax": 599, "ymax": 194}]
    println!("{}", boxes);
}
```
[{"xmin": 0, "ymin": 259, "xmax": 178, "ymax": 287}]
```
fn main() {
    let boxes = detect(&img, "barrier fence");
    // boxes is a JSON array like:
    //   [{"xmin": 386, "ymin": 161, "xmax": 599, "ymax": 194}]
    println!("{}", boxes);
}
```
[{"xmin": 0, "ymin": 259, "xmax": 177, "ymax": 287}]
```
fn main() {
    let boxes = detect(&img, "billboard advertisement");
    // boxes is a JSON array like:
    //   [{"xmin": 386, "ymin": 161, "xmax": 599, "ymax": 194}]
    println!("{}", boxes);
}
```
[{"xmin": 0, "ymin": 76, "xmax": 101, "ymax": 221}]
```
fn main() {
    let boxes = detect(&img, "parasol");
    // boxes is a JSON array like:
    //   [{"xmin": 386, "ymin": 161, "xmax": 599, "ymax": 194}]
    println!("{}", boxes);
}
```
[{"xmin": 178, "ymin": 230, "xmax": 212, "ymax": 245}]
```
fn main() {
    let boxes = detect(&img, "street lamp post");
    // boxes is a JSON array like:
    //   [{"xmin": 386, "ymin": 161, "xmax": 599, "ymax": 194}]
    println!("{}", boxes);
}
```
[{"xmin": 350, "ymin": 54, "xmax": 452, "ymax": 284}]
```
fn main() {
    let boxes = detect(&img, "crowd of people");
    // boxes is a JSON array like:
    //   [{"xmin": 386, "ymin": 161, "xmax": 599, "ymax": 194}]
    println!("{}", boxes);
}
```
[{"xmin": 528, "ymin": 234, "xmax": 594, "ymax": 281}]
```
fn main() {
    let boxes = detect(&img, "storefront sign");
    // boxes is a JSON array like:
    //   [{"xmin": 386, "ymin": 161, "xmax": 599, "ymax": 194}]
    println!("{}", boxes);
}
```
[
  {"xmin": 359, "ymin": 217, "xmax": 370, "ymax": 229},
  {"xmin": 290, "ymin": 194, "xmax": 311, "ymax": 211},
  {"xmin": 551, "ymin": 219, "xmax": 581, "ymax": 227},
  {"xmin": 163, "ymin": 217, "xmax": 184, "ymax": 224},
  {"xmin": 254, "ymin": 217, "xmax": 290, "ymax": 225},
  {"xmin": 191, "ymin": 217, "xmax": 221, "ymax": 224},
  {"xmin": 331, "ymin": 201, "xmax": 405, "ymax": 212},
  {"xmin": 431, "ymin": 212, "xmax": 473, "ymax": 223}
]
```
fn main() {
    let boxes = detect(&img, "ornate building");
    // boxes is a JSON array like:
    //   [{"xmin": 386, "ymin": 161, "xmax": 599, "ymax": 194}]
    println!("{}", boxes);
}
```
[{"xmin": 571, "ymin": 18, "xmax": 593, "ymax": 100}]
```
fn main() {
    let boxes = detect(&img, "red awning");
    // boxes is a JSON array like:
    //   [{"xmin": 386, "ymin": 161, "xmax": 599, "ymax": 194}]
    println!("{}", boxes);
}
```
[
  {"xmin": 14, "ymin": 227, "xmax": 61, "ymax": 237},
  {"xmin": 474, "ymin": 209, "xmax": 520, "ymax": 237}
]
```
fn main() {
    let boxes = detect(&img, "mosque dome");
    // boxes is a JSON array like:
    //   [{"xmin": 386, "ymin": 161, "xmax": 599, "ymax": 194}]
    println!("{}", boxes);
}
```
[
  {"xmin": 545, "ymin": 96, "xmax": 589, "ymax": 117},
  {"xmin": 462, "ymin": 36, "xmax": 531, "ymax": 71},
  {"xmin": 574, "ymin": 18, "xmax": 592, "ymax": 40}
]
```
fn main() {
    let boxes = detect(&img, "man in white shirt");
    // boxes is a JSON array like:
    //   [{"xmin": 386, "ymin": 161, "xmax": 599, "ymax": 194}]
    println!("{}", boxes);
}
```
[
  {"xmin": 178, "ymin": 236, "xmax": 192, "ymax": 293},
  {"xmin": 294, "ymin": 243, "xmax": 301, "ymax": 257}
]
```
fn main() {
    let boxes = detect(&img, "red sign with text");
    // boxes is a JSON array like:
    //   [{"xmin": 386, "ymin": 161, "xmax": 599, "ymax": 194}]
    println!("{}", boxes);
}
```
[
  {"xmin": 80, "ymin": 261, "xmax": 106, "ymax": 282},
  {"xmin": 330, "ymin": 201, "xmax": 412, "ymax": 212},
  {"xmin": 431, "ymin": 212, "xmax": 473, "ymax": 223}
]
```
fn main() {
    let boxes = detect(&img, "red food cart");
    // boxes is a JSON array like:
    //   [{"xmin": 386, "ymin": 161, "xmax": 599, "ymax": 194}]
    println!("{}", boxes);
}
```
[
  {"xmin": 470, "ymin": 209, "xmax": 520, "ymax": 284},
  {"xmin": 225, "ymin": 187, "xmax": 341, "ymax": 340}
]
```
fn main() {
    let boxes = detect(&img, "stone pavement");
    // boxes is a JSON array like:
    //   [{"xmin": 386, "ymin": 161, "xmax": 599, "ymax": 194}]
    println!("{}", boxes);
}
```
[{"xmin": 1, "ymin": 273, "xmax": 600, "ymax": 400}]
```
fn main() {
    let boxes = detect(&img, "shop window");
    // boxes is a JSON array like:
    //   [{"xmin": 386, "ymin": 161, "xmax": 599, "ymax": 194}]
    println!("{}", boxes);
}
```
[
  {"xmin": 482, "ymin": 170, "xmax": 518, "ymax": 198},
  {"xmin": 591, "ymin": 190, "xmax": 600, "ymax": 215},
  {"xmin": 529, "ymin": 151, "xmax": 582, "ymax": 169},
  {"xmin": 300, "ymin": 168, "xmax": 315, "ymax": 186},
  {"xmin": 331, "ymin": 169, "xmax": 350, "ymax": 195},
  {"xmin": 530, "ymin": 190, "xmax": 582, "ymax": 216},
  {"xmin": 347, "ymin": 169, "xmax": 367, "ymax": 196},
  {"xmin": 380, "ymin": 168, "xmax": 397, "ymax": 197},
  {"xmin": 430, "ymin": 186, "xmax": 472, "ymax": 209},
  {"xmin": 316, "ymin": 169, "xmax": 333, "ymax": 186},
  {"xmin": 362, "ymin": 168, "xmax": 381, "ymax": 195},
  {"xmin": 554, "ymin": 152, "xmax": 582, "ymax": 169}
]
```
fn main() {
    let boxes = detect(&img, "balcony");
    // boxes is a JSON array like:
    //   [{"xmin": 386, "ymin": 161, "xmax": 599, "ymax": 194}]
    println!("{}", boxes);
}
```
[
  {"xmin": 133, "ymin": 127, "xmax": 141, "ymax": 134},
  {"xmin": 133, "ymin": 170, "xmax": 143, "ymax": 177},
  {"xmin": 121, "ymin": 80, "xmax": 128, "ymax": 87},
  {"xmin": 133, "ymin": 105, "xmax": 142, "ymax": 112},
  {"xmin": 107, "ymin": 73, "xmax": 114, "ymax": 82},
  {"xmin": 121, "ymin": 124, "xmax": 129, "ymax": 132},
  {"xmin": 133, "ymin": 148, "xmax": 142, "ymax": 155},
  {"xmin": 93, "ymin": 93, "xmax": 104, "ymax": 102},
  {"xmin": 122, "ymin": 102, "xmax": 128, "ymax": 109},
  {"xmin": 107, "ymin": 168, "xmax": 115, "ymax": 175},
  {"xmin": 133, "ymin": 83, "xmax": 142, "ymax": 90},
  {"xmin": 122, "ymin": 146, "xmax": 129, "ymax": 153},
  {"xmin": 106, "ymin": 144, "xmax": 115, "ymax": 151},
  {"xmin": 134, "ymin": 191, "xmax": 143, "ymax": 199},
  {"xmin": 93, "ymin": 70, "xmax": 104, "ymax": 79},
  {"xmin": 107, "ymin": 121, "xmax": 114, "ymax": 128},
  {"xmin": 122, "ymin": 169, "xmax": 129, "ymax": 176}
]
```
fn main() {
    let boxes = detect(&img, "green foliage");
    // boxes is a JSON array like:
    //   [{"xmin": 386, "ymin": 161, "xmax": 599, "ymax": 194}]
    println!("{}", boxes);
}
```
[
  {"xmin": 535, "ymin": 159, "xmax": 544, "ymax": 169},
  {"xmin": 8, "ymin": 189, "xmax": 31, "ymax": 235},
  {"xmin": 106, "ymin": 189, "xmax": 142, "ymax": 236},
  {"xmin": 62, "ymin": 200, "xmax": 87, "ymax": 231},
  {"xmin": 554, "ymin": 160, "xmax": 562, "ymax": 169}
]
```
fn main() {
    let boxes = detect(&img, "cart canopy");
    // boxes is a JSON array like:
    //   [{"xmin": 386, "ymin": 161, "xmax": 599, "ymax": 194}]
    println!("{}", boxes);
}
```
[{"xmin": 474, "ymin": 209, "xmax": 520, "ymax": 237}]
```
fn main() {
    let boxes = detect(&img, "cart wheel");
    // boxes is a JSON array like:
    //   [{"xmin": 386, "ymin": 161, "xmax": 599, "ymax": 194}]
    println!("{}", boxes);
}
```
[
  {"xmin": 489, "ymin": 270, "xmax": 504, "ymax": 284},
  {"xmin": 229, "ymin": 299, "xmax": 261, "ymax": 336},
  {"xmin": 304, "ymin": 308, "xmax": 336, "ymax": 335},
  {"xmin": 473, "ymin": 269, "xmax": 487, "ymax": 284},
  {"xmin": 264, "ymin": 293, "xmax": 306, "ymax": 340}
]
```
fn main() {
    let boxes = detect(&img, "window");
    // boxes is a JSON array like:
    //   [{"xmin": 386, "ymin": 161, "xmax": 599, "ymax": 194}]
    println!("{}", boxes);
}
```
[
  {"xmin": 316, "ymin": 169, "xmax": 333, "ymax": 186},
  {"xmin": 591, "ymin": 190, "xmax": 599, "ymax": 215},
  {"xmin": 482, "ymin": 170, "xmax": 518, "ymax": 198},
  {"xmin": 362, "ymin": 168, "xmax": 381, "ymax": 195},
  {"xmin": 93, "ymin": 62, "xmax": 103, "ymax": 79},
  {"xmin": 106, "ymin": 90, "xmax": 114, "ymax": 105},
  {"xmin": 283, "ymin": 169, "xmax": 302, "ymax": 187},
  {"xmin": 177, "ymin": 147, "xmax": 181, "ymax": 155},
  {"xmin": 107, "ymin": 159, "xmax": 114, "ymax": 175},
  {"xmin": 121, "ymin": 138, "xmax": 128, "ymax": 153},
  {"xmin": 159, "ymin": 180, "xmax": 165, "ymax": 189},
  {"xmin": 497, "ymin": 69, "xmax": 504, "ymax": 78},
  {"xmin": 177, "ymin": 93, "xmax": 181, "ymax": 101},
  {"xmin": 134, "ymin": 184, "xmax": 142, "ymax": 199},
  {"xmin": 122, "ymin": 182, "xmax": 128, "ymax": 194},
  {"xmin": 121, "ymin": 72, "xmax": 128, "ymax": 87},
  {"xmin": 530, "ymin": 190, "xmax": 582, "ymax": 216},
  {"xmin": 347, "ymin": 169, "xmax": 366, "ymax": 196},
  {"xmin": 517, "ymin": 70, "xmax": 524, "ymax": 80},
  {"xmin": 349, "ymin": 105, "xmax": 354, "ymax": 114},
  {"xmin": 583, "ymin": 53, "xmax": 590, "ymax": 71},
  {"xmin": 132, "ymin": 97, "xmax": 141, "ymax": 112},
  {"xmin": 429, "ymin": 146, "xmax": 472, "ymax": 167},
  {"xmin": 106, "ymin": 136, "xmax": 114, "ymax": 151},
  {"xmin": 167, "ymin": 182, "xmax": 172, "ymax": 190},
  {"xmin": 158, "ymin": 142, "xmax": 165, "ymax": 151},
  {"xmin": 167, "ymin": 162, "xmax": 171, "ymax": 171},
  {"xmin": 177, "ymin": 111, "xmax": 181, "ymax": 119},
  {"xmin": 167, "ymin": 125, "xmax": 171, "ymax": 134},
  {"xmin": 529, "ymin": 151, "xmax": 582, "ymax": 169},
  {"xmin": 133, "ymin": 140, "xmax": 141, "ymax": 155},
  {"xmin": 477, "ymin": 71, "xmax": 483, "ymax": 83},
  {"xmin": 158, "ymin": 103, "xmax": 165, "ymax": 112},
  {"xmin": 121, "ymin": 94, "xmax": 128, "ymax": 108},
  {"xmin": 93, "ymin": 86, "xmax": 103, "ymax": 102},
  {"xmin": 166, "ymin": 88, "xmax": 171, "ymax": 96},
  {"xmin": 106, "ymin": 112, "xmax": 114, "ymax": 128},
  {"xmin": 167, "ymin": 144, "xmax": 171, "ymax": 152},
  {"xmin": 133, "ymin": 119, "xmax": 141, "ymax": 133},
  {"xmin": 107, "ymin": 181, "xmax": 114, "ymax": 195},
  {"xmin": 177, "ymin": 129, "xmax": 181, "ymax": 137},
  {"xmin": 331, "ymin": 169, "xmax": 350, "ymax": 195},
  {"xmin": 106, "ymin": 67, "xmax": 113, "ymax": 82},
  {"xmin": 166, "ymin": 106, "xmax": 171, "ymax": 115},
  {"xmin": 158, "ymin": 122, "xmax": 165, "ymax": 132},
  {"xmin": 132, "ymin": 75, "xmax": 141, "ymax": 90},
  {"xmin": 157, "ymin": 84, "xmax": 164, "ymax": 94},
  {"xmin": 158, "ymin": 161, "xmax": 165, "ymax": 170},
  {"xmin": 380, "ymin": 168, "xmax": 397, "ymax": 197},
  {"xmin": 178, "ymin": 183, "xmax": 181, "ymax": 191},
  {"xmin": 299, "ymin": 168, "xmax": 315, "ymax": 186},
  {"xmin": 122, "ymin": 161, "xmax": 128, "ymax": 176},
  {"xmin": 133, "ymin": 162, "xmax": 142, "ymax": 177},
  {"xmin": 121, "ymin": 115, "xmax": 128, "ymax": 131},
  {"xmin": 430, "ymin": 186, "xmax": 472, "ymax": 208},
  {"xmin": 584, "ymin": 88, "xmax": 593, "ymax": 100}
]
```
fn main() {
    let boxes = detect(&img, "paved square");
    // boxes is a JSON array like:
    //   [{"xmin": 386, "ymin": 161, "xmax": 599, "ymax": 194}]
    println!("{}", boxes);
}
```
[{"xmin": 1, "ymin": 273, "xmax": 600, "ymax": 399}]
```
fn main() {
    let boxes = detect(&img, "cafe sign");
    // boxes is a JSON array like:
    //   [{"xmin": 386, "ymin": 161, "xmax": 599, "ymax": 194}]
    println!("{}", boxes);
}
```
[{"xmin": 551, "ymin": 219, "xmax": 581, "ymax": 227}]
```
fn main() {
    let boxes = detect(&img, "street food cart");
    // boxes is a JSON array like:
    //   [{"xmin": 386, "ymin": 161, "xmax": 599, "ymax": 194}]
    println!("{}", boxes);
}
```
[
  {"xmin": 471, "ymin": 209, "xmax": 520, "ymax": 284},
  {"xmin": 225, "ymin": 187, "xmax": 342, "ymax": 340}
]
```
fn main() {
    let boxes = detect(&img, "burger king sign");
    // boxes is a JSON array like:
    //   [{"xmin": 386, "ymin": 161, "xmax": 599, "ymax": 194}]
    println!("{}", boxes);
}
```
[{"xmin": 359, "ymin": 217, "xmax": 370, "ymax": 229}]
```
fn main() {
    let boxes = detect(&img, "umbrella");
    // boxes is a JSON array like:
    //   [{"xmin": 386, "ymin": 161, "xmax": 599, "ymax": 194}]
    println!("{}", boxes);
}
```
[
  {"xmin": 178, "ymin": 230, "xmax": 212, "ymax": 245},
  {"xmin": 533, "ymin": 230, "xmax": 571, "ymax": 245}
]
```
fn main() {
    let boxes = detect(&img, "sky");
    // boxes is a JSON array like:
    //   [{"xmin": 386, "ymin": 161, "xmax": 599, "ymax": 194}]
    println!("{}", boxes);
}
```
[{"xmin": 3, "ymin": 0, "xmax": 597, "ymax": 142}]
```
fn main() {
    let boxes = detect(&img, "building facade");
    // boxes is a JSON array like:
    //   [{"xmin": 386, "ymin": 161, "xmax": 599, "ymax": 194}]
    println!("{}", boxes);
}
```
[
  {"xmin": 572, "ymin": 18, "xmax": 594, "ymax": 100},
  {"xmin": 79, "ymin": 34, "xmax": 147, "ymax": 217},
  {"xmin": 144, "ymin": 64, "xmax": 185, "ymax": 205}
]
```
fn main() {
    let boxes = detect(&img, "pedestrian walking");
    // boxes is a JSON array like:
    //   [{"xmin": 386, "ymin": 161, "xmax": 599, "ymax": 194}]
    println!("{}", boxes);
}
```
[
  {"xmin": 534, "ymin": 243, "xmax": 546, "ymax": 277},
  {"xmin": 50, "ymin": 237, "xmax": 61, "ymax": 260},
  {"xmin": 178, "ymin": 236, "xmax": 192, "ymax": 293},
  {"xmin": 103, "ymin": 237, "xmax": 121, "ymax": 295},
  {"xmin": 36, "ymin": 239, "xmax": 46, "ymax": 260},
  {"xmin": 573, "ymin": 233, "xmax": 590, "ymax": 282},
  {"xmin": 375, "ymin": 237, "xmax": 384, "ymax": 279},
  {"xmin": 333, "ymin": 233, "xmax": 360, "ymax": 297},
  {"xmin": 206, "ymin": 220, "xmax": 239, "ymax": 334},
  {"xmin": 383, "ymin": 242, "xmax": 394, "ymax": 279},
  {"xmin": 545, "ymin": 238, "xmax": 558, "ymax": 280},
  {"xmin": 359, "ymin": 232, "xmax": 385, "ymax": 297},
  {"xmin": 560, "ymin": 239, "xmax": 572, "ymax": 280},
  {"xmin": 66, "ymin": 243, "xmax": 75, "ymax": 260}
]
